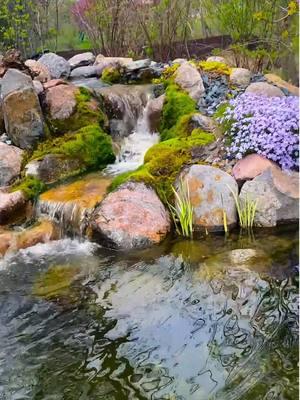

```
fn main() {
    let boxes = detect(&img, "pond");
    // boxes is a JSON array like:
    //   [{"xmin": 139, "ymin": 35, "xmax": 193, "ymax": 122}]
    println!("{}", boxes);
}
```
[{"xmin": 0, "ymin": 227, "xmax": 298, "ymax": 400}]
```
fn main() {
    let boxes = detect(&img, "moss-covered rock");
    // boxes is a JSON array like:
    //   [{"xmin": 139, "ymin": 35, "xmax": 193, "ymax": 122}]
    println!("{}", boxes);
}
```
[
  {"xmin": 101, "ymin": 66, "xmax": 121, "ymax": 84},
  {"xmin": 110, "ymin": 130, "xmax": 215, "ymax": 202},
  {"xmin": 45, "ymin": 86, "xmax": 107, "ymax": 135},
  {"xmin": 11, "ymin": 175, "xmax": 46, "ymax": 200}
]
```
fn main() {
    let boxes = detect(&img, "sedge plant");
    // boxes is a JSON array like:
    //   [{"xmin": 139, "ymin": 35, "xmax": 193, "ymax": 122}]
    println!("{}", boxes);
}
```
[
  {"xmin": 228, "ymin": 185, "xmax": 257, "ymax": 230},
  {"xmin": 168, "ymin": 179, "xmax": 194, "ymax": 238}
]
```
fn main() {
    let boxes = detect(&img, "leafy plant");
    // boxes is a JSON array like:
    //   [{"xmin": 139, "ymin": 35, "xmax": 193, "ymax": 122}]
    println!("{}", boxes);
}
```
[
  {"xmin": 167, "ymin": 179, "xmax": 194, "ymax": 238},
  {"xmin": 228, "ymin": 185, "xmax": 257, "ymax": 229}
]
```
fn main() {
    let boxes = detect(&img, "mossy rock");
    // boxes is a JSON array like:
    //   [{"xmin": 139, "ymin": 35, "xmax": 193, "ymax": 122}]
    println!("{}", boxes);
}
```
[
  {"xmin": 30, "ymin": 124, "xmax": 115, "ymax": 171},
  {"xmin": 101, "ymin": 66, "xmax": 121, "ymax": 84},
  {"xmin": 11, "ymin": 176, "xmax": 46, "ymax": 200},
  {"xmin": 110, "ymin": 130, "xmax": 215, "ymax": 203},
  {"xmin": 46, "ymin": 87, "xmax": 108, "ymax": 135},
  {"xmin": 160, "ymin": 84, "xmax": 197, "ymax": 141}
]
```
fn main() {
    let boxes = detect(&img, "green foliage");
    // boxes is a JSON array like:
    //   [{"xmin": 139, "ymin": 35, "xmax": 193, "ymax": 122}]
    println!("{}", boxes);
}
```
[
  {"xmin": 198, "ymin": 61, "xmax": 232, "ymax": 75},
  {"xmin": 160, "ymin": 84, "xmax": 197, "ymax": 141},
  {"xmin": 31, "ymin": 124, "xmax": 115, "ymax": 171},
  {"xmin": 12, "ymin": 176, "xmax": 46, "ymax": 200},
  {"xmin": 167, "ymin": 179, "xmax": 194, "ymax": 238},
  {"xmin": 47, "ymin": 87, "xmax": 107, "ymax": 135},
  {"xmin": 228, "ymin": 185, "xmax": 257, "ymax": 229},
  {"xmin": 101, "ymin": 67, "xmax": 121, "ymax": 84},
  {"xmin": 110, "ymin": 130, "xmax": 215, "ymax": 203},
  {"xmin": 152, "ymin": 63, "xmax": 180, "ymax": 84}
]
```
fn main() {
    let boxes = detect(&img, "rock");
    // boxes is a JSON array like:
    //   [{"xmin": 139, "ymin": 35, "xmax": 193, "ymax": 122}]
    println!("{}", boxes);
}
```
[
  {"xmin": 89, "ymin": 182, "xmax": 170, "ymax": 249},
  {"xmin": 181, "ymin": 165, "xmax": 238, "ymax": 231},
  {"xmin": 25, "ymin": 154, "xmax": 82, "ymax": 184},
  {"xmin": 206, "ymin": 56, "xmax": 227, "ymax": 64},
  {"xmin": 264, "ymin": 73, "xmax": 299, "ymax": 96},
  {"xmin": 189, "ymin": 113, "xmax": 219, "ymax": 134},
  {"xmin": 44, "ymin": 84, "xmax": 77, "ymax": 121},
  {"xmin": 25, "ymin": 59, "xmax": 51, "ymax": 82},
  {"xmin": 0, "ymin": 231, "xmax": 13, "ymax": 256},
  {"xmin": 71, "ymin": 77, "xmax": 109, "ymax": 91},
  {"xmin": 33, "ymin": 80, "xmax": 44, "ymax": 95},
  {"xmin": 126, "ymin": 59, "xmax": 151, "ymax": 72},
  {"xmin": 94, "ymin": 55, "xmax": 132, "ymax": 67},
  {"xmin": 0, "ymin": 190, "xmax": 27, "ymax": 225},
  {"xmin": 68, "ymin": 52, "xmax": 95, "ymax": 70},
  {"xmin": 2, "ymin": 49, "xmax": 31, "ymax": 75},
  {"xmin": 232, "ymin": 154, "xmax": 277, "ymax": 182},
  {"xmin": 70, "ymin": 65, "xmax": 103, "ymax": 79},
  {"xmin": 175, "ymin": 62, "xmax": 205, "ymax": 101},
  {"xmin": 1, "ymin": 69, "xmax": 45, "ymax": 149},
  {"xmin": 0, "ymin": 142, "xmax": 23, "ymax": 186},
  {"xmin": 229, "ymin": 248, "xmax": 267, "ymax": 266},
  {"xmin": 38, "ymin": 53, "xmax": 70, "ymax": 79},
  {"xmin": 239, "ymin": 168, "xmax": 299, "ymax": 227},
  {"xmin": 146, "ymin": 94, "xmax": 165, "ymax": 132},
  {"xmin": 245, "ymin": 82, "xmax": 284, "ymax": 97},
  {"xmin": 230, "ymin": 68, "xmax": 251, "ymax": 87},
  {"xmin": 43, "ymin": 79, "xmax": 67, "ymax": 90},
  {"xmin": 0, "ymin": 98, "xmax": 4, "ymax": 134},
  {"xmin": 172, "ymin": 58, "xmax": 187, "ymax": 65}
]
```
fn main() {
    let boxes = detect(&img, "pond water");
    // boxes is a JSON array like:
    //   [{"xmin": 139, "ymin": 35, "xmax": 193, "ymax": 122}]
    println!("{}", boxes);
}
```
[{"xmin": 0, "ymin": 227, "xmax": 298, "ymax": 400}]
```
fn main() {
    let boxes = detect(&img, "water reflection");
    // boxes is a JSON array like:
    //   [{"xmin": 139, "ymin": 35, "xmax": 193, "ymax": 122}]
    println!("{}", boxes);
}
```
[{"xmin": 0, "ymin": 230, "xmax": 298, "ymax": 400}]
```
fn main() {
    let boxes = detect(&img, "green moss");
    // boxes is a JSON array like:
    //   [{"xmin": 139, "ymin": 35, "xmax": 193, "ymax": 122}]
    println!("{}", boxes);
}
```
[
  {"xmin": 198, "ymin": 61, "xmax": 232, "ymax": 75},
  {"xmin": 110, "ymin": 130, "xmax": 215, "ymax": 202},
  {"xmin": 47, "ymin": 87, "xmax": 107, "ymax": 135},
  {"xmin": 11, "ymin": 176, "xmax": 46, "ymax": 200},
  {"xmin": 152, "ymin": 63, "xmax": 180, "ymax": 84},
  {"xmin": 160, "ymin": 84, "xmax": 197, "ymax": 141},
  {"xmin": 101, "ymin": 66, "xmax": 121, "ymax": 84},
  {"xmin": 31, "ymin": 124, "xmax": 116, "ymax": 171}
]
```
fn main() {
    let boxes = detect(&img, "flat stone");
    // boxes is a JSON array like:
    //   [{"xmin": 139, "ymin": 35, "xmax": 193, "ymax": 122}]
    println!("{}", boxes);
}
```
[
  {"xmin": 245, "ymin": 82, "xmax": 284, "ymax": 97},
  {"xmin": 70, "ymin": 65, "xmax": 103, "ymax": 79},
  {"xmin": 68, "ymin": 52, "xmax": 95, "ymax": 70},
  {"xmin": 126, "ymin": 59, "xmax": 151, "ymax": 72},
  {"xmin": 94, "ymin": 55, "xmax": 132, "ymax": 67},
  {"xmin": 264, "ymin": 73, "xmax": 299, "ymax": 96},
  {"xmin": 43, "ymin": 79, "xmax": 67, "ymax": 90},
  {"xmin": 89, "ymin": 181, "xmax": 170, "ymax": 249}
]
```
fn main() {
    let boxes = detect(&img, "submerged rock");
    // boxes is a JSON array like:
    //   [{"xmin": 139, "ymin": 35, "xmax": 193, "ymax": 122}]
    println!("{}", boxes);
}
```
[
  {"xmin": 175, "ymin": 62, "xmax": 205, "ymax": 101},
  {"xmin": 1, "ymin": 69, "xmax": 45, "ymax": 149},
  {"xmin": 181, "ymin": 165, "xmax": 238, "ymax": 231},
  {"xmin": 89, "ymin": 181, "xmax": 171, "ymax": 249},
  {"xmin": 0, "ymin": 142, "xmax": 23, "ymax": 186},
  {"xmin": 245, "ymin": 82, "xmax": 284, "ymax": 97},
  {"xmin": 38, "ymin": 53, "xmax": 70, "ymax": 79},
  {"xmin": 68, "ymin": 52, "xmax": 95, "ymax": 70},
  {"xmin": 240, "ymin": 168, "xmax": 299, "ymax": 227}
]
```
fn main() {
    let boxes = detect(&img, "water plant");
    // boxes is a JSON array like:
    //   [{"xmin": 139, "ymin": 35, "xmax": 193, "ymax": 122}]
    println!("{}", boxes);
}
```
[
  {"xmin": 167, "ymin": 179, "xmax": 194, "ymax": 238},
  {"xmin": 217, "ymin": 93, "xmax": 299, "ymax": 170},
  {"xmin": 228, "ymin": 185, "xmax": 257, "ymax": 229}
]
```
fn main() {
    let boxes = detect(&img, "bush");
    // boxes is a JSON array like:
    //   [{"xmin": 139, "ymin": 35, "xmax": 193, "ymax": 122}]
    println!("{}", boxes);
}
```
[{"xmin": 217, "ymin": 93, "xmax": 299, "ymax": 170}]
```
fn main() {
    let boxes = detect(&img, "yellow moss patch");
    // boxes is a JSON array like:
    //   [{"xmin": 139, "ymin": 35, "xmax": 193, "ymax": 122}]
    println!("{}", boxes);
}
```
[{"xmin": 198, "ymin": 61, "xmax": 232, "ymax": 76}]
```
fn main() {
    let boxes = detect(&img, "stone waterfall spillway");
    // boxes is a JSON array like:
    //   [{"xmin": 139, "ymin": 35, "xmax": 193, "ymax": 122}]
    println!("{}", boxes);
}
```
[{"xmin": 36, "ymin": 84, "xmax": 159, "ymax": 234}]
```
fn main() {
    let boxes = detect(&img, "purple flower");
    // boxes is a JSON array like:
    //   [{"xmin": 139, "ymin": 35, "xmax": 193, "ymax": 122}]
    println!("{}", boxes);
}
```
[{"xmin": 217, "ymin": 93, "xmax": 299, "ymax": 170}]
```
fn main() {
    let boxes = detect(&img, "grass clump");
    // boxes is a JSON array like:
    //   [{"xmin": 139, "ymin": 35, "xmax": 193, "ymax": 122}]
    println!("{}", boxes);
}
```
[
  {"xmin": 228, "ymin": 185, "xmax": 257, "ymax": 229},
  {"xmin": 198, "ymin": 61, "xmax": 232, "ymax": 76},
  {"xmin": 31, "ymin": 124, "xmax": 115, "ymax": 171},
  {"xmin": 160, "ymin": 84, "xmax": 197, "ymax": 141},
  {"xmin": 47, "ymin": 87, "xmax": 107, "ymax": 135},
  {"xmin": 101, "ymin": 66, "xmax": 121, "ymax": 84},
  {"xmin": 167, "ymin": 179, "xmax": 194, "ymax": 238},
  {"xmin": 110, "ymin": 130, "xmax": 215, "ymax": 203}
]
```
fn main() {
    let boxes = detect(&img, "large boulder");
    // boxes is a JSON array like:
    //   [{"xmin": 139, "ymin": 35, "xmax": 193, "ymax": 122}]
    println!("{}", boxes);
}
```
[
  {"xmin": 245, "ymin": 82, "xmax": 284, "ymax": 97},
  {"xmin": 175, "ymin": 62, "xmax": 205, "ymax": 101},
  {"xmin": 38, "ymin": 53, "xmax": 70, "ymax": 79},
  {"xmin": 68, "ymin": 52, "xmax": 95, "ymax": 70},
  {"xmin": 230, "ymin": 68, "xmax": 251, "ymax": 87},
  {"xmin": 180, "ymin": 165, "xmax": 238, "ymax": 231},
  {"xmin": 0, "ymin": 190, "xmax": 27, "ymax": 225},
  {"xmin": 89, "ymin": 182, "xmax": 171, "ymax": 249},
  {"xmin": 25, "ymin": 59, "xmax": 51, "ymax": 82},
  {"xmin": 125, "ymin": 59, "xmax": 151, "ymax": 72},
  {"xmin": 0, "ymin": 142, "xmax": 23, "ymax": 186},
  {"xmin": 239, "ymin": 168, "xmax": 299, "ymax": 227},
  {"xmin": 232, "ymin": 154, "xmax": 277, "ymax": 182},
  {"xmin": 1, "ymin": 69, "xmax": 45, "ymax": 149}
]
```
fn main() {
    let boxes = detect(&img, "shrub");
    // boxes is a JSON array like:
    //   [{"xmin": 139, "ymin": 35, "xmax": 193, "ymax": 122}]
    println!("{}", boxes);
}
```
[{"xmin": 217, "ymin": 93, "xmax": 299, "ymax": 170}]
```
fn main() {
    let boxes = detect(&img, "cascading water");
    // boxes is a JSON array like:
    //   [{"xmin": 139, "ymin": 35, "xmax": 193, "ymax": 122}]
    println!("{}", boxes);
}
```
[{"xmin": 104, "ymin": 90, "xmax": 159, "ymax": 175}]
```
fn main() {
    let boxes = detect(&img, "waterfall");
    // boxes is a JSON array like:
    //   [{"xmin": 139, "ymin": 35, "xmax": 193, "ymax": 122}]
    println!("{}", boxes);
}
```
[{"xmin": 104, "ymin": 88, "xmax": 159, "ymax": 176}]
